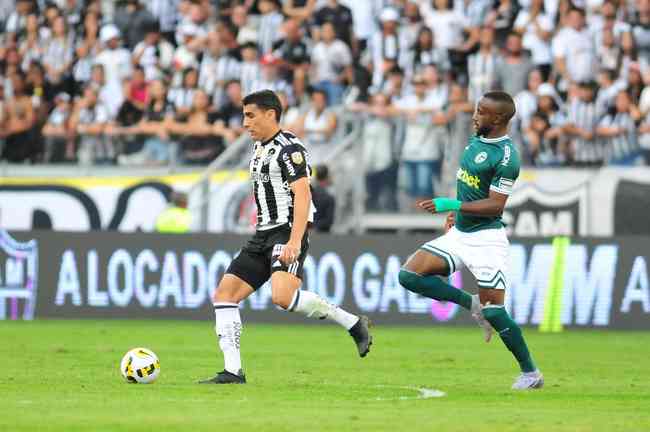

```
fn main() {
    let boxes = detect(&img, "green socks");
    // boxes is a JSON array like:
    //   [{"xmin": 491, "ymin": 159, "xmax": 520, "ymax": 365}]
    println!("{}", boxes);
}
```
[
  {"xmin": 398, "ymin": 270, "xmax": 472, "ymax": 310},
  {"xmin": 482, "ymin": 305, "xmax": 537, "ymax": 373}
]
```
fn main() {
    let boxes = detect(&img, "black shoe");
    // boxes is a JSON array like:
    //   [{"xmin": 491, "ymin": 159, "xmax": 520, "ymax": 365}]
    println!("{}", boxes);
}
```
[
  {"xmin": 348, "ymin": 315, "xmax": 372, "ymax": 358},
  {"xmin": 198, "ymin": 369, "xmax": 246, "ymax": 384}
]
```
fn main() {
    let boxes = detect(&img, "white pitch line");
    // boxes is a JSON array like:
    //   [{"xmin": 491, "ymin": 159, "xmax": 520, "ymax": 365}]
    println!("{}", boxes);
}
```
[{"xmin": 373, "ymin": 385, "xmax": 446, "ymax": 401}]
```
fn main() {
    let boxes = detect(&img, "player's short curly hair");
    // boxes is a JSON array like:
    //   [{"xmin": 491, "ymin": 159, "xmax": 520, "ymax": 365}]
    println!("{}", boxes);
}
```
[
  {"xmin": 243, "ymin": 89, "xmax": 282, "ymax": 122},
  {"xmin": 484, "ymin": 91, "xmax": 516, "ymax": 122}
]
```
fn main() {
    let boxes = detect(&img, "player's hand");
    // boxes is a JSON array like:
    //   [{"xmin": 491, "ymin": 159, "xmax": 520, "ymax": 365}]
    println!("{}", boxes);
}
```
[
  {"xmin": 418, "ymin": 199, "xmax": 438, "ymax": 214},
  {"xmin": 279, "ymin": 241, "xmax": 301, "ymax": 265},
  {"xmin": 444, "ymin": 212, "xmax": 455, "ymax": 232},
  {"xmin": 419, "ymin": 198, "xmax": 462, "ymax": 214}
]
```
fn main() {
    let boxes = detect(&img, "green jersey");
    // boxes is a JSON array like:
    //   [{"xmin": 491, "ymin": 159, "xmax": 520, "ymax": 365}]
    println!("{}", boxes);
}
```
[{"xmin": 454, "ymin": 135, "xmax": 520, "ymax": 233}]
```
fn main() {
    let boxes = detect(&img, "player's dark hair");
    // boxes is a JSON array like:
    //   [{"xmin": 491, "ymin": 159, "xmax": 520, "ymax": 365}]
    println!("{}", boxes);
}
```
[
  {"xmin": 484, "ymin": 91, "xmax": 516, "ymax": 122},
  {"xmin": 243, "ymin": 89, "xmax": 282, "ymax": 122}
]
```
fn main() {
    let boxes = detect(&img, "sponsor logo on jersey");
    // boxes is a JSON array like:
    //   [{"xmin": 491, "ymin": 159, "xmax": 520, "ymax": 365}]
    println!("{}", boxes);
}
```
[
  {"xmin": 501, "ymin": 146, "xmax": 511, "ymax": 166},
  {"xmin": 474, "ymin": 152, "xmax": 488, "ymax": 164},
  {"xmin": 457, "ymin": 168, "xmax": 481, "ymax": 189},
  {"xmin": 282, "ymin": 152, "xmax": 296, "ymax": 176},
  {"xmin": 262, "ymin": 148, "xmax": 276, "ymax": 165},
  {"xmin": 251, "ymin": 172, "xmax": 271, "ymax": 183}
]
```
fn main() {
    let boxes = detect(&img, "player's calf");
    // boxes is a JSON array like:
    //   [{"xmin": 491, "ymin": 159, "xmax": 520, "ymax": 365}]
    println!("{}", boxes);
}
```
[{"xmin": 398, "ymin": 269, "xmax": 472, "ymax": 310}]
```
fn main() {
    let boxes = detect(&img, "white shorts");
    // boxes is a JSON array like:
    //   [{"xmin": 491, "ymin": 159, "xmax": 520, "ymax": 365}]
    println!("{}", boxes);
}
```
[{"xmin": 421, "ymin": 226, "xmax": 509, "ymax": 290}]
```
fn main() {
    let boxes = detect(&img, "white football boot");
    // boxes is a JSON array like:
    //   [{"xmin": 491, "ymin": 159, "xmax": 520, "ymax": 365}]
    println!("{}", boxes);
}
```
[{"xmin": 512, "ymin": 370, "xmax": 544, "ymax": 390}]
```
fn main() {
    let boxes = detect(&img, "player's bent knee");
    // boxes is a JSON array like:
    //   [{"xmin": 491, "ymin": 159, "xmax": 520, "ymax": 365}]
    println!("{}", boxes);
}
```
[
  {"xmin": 271, "ymin": 291, "xmax": 292, "ymax": 310},
  {"xmin": 398, "ymin": 269, "xmax": 421, "ymax": 294}
]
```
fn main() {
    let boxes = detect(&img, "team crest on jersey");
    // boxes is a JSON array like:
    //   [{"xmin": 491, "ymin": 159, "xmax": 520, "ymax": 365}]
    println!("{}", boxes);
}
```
[
  {"xmin": 291, "ymin": 152, "xmax": 304, "ymax": 164},
  {"xmin": 474, "ymin": 152, "xmax": 488, "ymax": 164},
  {"xmin": 262, "ymin": 148, "xmax": 276, "ymax": 165}
]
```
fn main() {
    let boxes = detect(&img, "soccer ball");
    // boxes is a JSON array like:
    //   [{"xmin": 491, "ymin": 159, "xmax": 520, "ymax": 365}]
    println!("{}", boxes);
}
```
[{"xmin": 120, "ymin": 347, "xmax": 160, "ymax": 384}]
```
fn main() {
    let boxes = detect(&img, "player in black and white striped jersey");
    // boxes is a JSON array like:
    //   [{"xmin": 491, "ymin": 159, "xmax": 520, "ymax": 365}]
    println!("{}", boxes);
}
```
[{"xmin": 199, "ymin": 90, "xmax": 372, "ymax": 385}]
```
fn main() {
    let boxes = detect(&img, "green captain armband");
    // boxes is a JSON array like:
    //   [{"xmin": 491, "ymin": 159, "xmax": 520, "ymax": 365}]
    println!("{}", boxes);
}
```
[{"xmin": 433, "ymin": 197, "xmax": 462, "ymax": 212}]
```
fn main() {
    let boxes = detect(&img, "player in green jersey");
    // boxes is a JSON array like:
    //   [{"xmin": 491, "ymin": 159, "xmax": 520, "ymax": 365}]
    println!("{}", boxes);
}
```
[{"xmin": 399, "ymin": 91, "xmax": 543, "ymax": 390}]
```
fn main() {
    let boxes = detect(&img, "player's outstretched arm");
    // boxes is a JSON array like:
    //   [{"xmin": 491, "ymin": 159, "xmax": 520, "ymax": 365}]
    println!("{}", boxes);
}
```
[{"xmin": 419, "ymin": 190, "xmax": 509, "ymax": 217}]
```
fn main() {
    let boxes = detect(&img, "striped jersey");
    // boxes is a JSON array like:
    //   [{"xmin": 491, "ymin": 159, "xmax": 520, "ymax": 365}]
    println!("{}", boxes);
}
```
[
  {"xmin": 249, "ymin": 130, "xmax": 316, "ymax": 229},
  {"xmin": 599, "ymin": 112, "xmax": 638, "ymax": 163},
  {"xmin": 567, "ymin": 99, "xmax": 605, "ymax": 163}
]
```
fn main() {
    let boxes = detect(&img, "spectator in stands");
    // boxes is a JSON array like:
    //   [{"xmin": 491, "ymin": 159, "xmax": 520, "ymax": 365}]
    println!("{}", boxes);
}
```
[
  {"xmin": 118, "ymin": 79, "xmax": 175, "ymax": 166},
  {"xmin": 283, "ymin": 0, "xmax": 318, "ymax": 24},
  {"xmin": 514, "ymin": 68, "xmax": 545, "ymax": 128},
  {"xmin": 70, "ymin": 85, "xmax": 111, "ymax": 165},
  {"xmin": 598, "ymin": 90, "xmax": 642, "ymax": 165},
  {"xmin": 294, "ymin": 88, "xmax": 338, "ymax": 162},
  {"xmin": 273, "ymin": 18, "xmax": 310, "ymax": 103},
  {"xmin": 394, "ymin": 74, "xmax": 441, "ymax": 206},
  {"xmin": 236, "ymin": 42, "xmax": 261, "ymax": 98},
  {"xmin": 250, "ymin": 53, "xmax": 293, "ymax": 100},
  {"xmin": 382, "ymin": 66, "xmax": 407, "ymax": 101},
  {"xmin": 625, "ymin": 64, "xmax": 643, "ymax": 105},
  {"xmin": 467, "ymin": 26, "xmax": 499, "ymax": 102},
  {"xmin": 352, "ymin": 92, "xmax": 399, "ymax": 212},
  {"xmin": 214, "ymin": 79, "xmax": 245, "ymax": 144},
  {"xmin": 495, "ymin": 32, "xmax": 533, "ymax": 98},
  {"xmin": 199, "ymin": 29, "xmax": 242, "ymax": 104},
  {"xmin": 596, "ymin": 68, "xmax": 628, "ymax": 112},
  {"xmin": 419, "ymin": 0, "xmax": 467, "ymax": 52},
  {"xmin": 564, "ymin": 81, "xmax": 604, "ymax": 166},
  {"xmin": 257, "ymin": 0, "xmax": 284, "ymax": 54},
  {"xmin": 42, "ymin": 92, "xmax": 71, "ymax": 163},
  {"xmin": 96, "ymin": 24, "xmax": 131, "ymax": 88},
  {"xmin": 86, "ymin": 64, "xmax": 120, "ymax": 125},
  {"xmin": 405, "ymin": 26, "xmax": 450, "ymax": 80},
  {"xmin": 18, "ymin": 13, "xmax": 44, "ymax": 71},
  {"xmin": 485, "ymin": 0, "xmax": 520, "ymax": 47},
  {"xmin": 440, "ymin": 82, "xmax": 474, "ymax": 194},
  {"xmin": 597, "ymin": 28, "xmax": 622, "ymax": 71},
  {"xmin": 370, "ymin": 8, "xmax": 403, "ymax": 91},
  {"xmin": 277, "ymin": 90, "xmax": 301, "ymax": 131},
  {"xmin": 1, "ymin": 74, "xmax": 37, "ymax": 163},
  {"xmin": 633, "ymin": 0, "xmax": 650, "ymax": 66},
  {"xmin": 313, "ymin": 0, "xmax": 355, "ymax": 47},
  {"xmin": 401, "ymin": 1, "xmax": 425, "ymax": 53},
  {"xmin": 114, "ymin": 0, "xmax": 156, "ymax": 50},
  {"xmin": 72, "ymin": 10, "xmax": 101, "ymax": 91},
  {"xmin": 155, "ymin": 190, "xmax": 191, "ymax": 233},
  {"xmin": 524, "ymin": 110, "xmax": 564, "ymax": 165},
  {"xmin": 170, "ymin": 89, "xmax": 223, "ymax": 164},
  {"xmin": 116, "ymin": 65, "xmax": 148, "ymax": 128},
  {"xmin": 311, "ymin": 165, "xmax": 336, "ymax": 232},
  {"xmin": 311, "ymin": 21, "xmax": 353, "ymax": 105},
  {"xmin": 514, "ymin": 0, "xmax": 554, "ymax": 79},
  {"xmin": 132, "ymin": 21, "xmax": 174, "ymax": 81},
  {"xmin": 42, "ymin": 15, "xmax": 74, "ymax": 93},
  {"xmin": 4, "ymin": 0, "xmax": 34, "ymax": 45},
  {"xmin": 553, "ymin": 7, "xmax": 598, "ymax": 91},
  {"xmin": 168, "ymin": 67, "xmax": 199, "ymax": 120},
  {"xmin": 231, "ymin": 5, "xmax": 257, "ymax": 46}
]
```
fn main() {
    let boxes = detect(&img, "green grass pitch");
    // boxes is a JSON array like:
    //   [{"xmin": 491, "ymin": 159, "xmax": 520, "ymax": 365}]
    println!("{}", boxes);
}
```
[{"xmin": 1, "ymin": 320, "xmax": 648, "ymax": 432}]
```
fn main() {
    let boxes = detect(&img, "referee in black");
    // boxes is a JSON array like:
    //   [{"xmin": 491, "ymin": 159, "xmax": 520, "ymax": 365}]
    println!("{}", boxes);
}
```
[{"xmin": 200, "ymin": 90, "xmax": 372, "ymax": 384}]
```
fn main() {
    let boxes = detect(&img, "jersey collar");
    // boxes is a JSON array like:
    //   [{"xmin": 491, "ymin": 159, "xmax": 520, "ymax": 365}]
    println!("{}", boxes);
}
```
[
  {"xmin": 479, "ymin": 135, "xmax": 509, "ymax": 144},
  {"xmin": 261, "ymin": 129, "xmax": 282, "ymax": 146}
]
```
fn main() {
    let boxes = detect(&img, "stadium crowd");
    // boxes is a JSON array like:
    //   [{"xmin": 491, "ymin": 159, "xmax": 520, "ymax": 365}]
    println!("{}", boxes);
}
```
[{"xmin": 0, "ymin": 0, "xmax": 649, "ymax": 177}]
